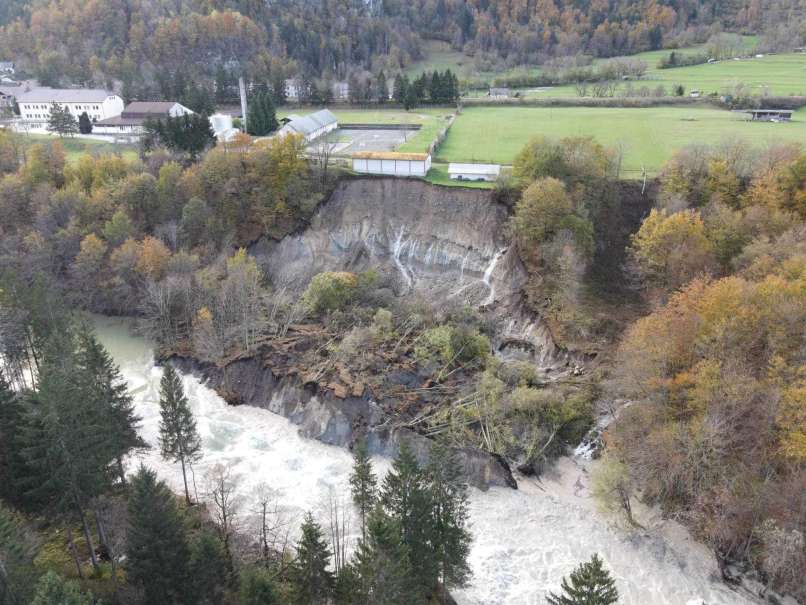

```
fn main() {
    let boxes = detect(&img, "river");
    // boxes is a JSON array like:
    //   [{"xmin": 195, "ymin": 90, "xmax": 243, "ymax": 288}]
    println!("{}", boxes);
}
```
[{"xmin": 94, "ymin": 315, "xmax": 759, "ymax": 605}]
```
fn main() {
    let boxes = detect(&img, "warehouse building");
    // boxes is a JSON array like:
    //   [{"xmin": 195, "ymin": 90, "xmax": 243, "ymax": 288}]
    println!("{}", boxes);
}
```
[
  {"xmin": 352, "ymin": 151, "xmax": 432, "ymax": 177},
  {"xmin": 278, "ymin": 109, "xmax": 338, "ymax": 142}
]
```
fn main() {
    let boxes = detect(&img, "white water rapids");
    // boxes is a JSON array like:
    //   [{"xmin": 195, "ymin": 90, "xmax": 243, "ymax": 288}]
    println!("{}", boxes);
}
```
[{"xmin": 94, "ymin": 316, "xmax": 759, "ymax": 605}]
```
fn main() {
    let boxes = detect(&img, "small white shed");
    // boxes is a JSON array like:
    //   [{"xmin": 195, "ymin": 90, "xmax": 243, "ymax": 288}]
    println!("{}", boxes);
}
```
[
  {"xmin": 448, "ymin": 163, "xmax": 501, "ymax": 182},
  {"xmin": 352, "ymin": 152, "xmax": 432, "ymax": 177}
]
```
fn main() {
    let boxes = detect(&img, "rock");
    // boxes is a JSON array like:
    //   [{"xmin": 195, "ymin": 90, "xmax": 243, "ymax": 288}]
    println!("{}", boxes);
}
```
[
  {"xmin": 167, "ymin": 354, "xmax": 516, "ymax": 490},
  {"xmin": 329, "ymin": 382, "xmax": 348, "ymax": 399}
]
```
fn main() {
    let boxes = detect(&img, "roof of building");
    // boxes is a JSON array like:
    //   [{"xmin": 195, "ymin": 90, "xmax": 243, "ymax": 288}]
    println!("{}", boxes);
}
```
[
  {"xmin": 448, "ymin": 163, "xmax": 501, "ymax": 175},
  {"xmin": 94, "ymin": 115, "xmax": 145, "ymax": 127},
  {"xmin": 282, "ymin": 109, "xmax": 338, "ymax": 136},
  {"xmin": 17, "ymin": 88, "xmax": 117, "ymax": 104},
  {"xmin": 489, "ymin": 87, "xmax": 510, "ymax": 95},
  {"xmin": 122, "ymin": 101, "xmax": 179, "ymax": 116},
  {"xmin": 353, "ymin": 151, "xmax": 430, "ymax": 161}
]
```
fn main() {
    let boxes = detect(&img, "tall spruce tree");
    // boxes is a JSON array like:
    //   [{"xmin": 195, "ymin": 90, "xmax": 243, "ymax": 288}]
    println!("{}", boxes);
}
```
[
  {"xmin": 351, "ymin": 507, "xmax": 411, "ymax": 605},
  {"xmin": 380, "ymin": 441, "xmax": 438, "ymax": 600},
  {"xmin": 349, "ymin": 438, "xmax": 377, "ymax": 541},
  {"xmin": 158, "ymin": 364, "xmax": 202, "ymax": 505},
  {"xmin": 426, "ymin": 441, "xmax": 472, "ymax": 596},
  {"xmin": 0, "ymin": 372, "xmax": 29, "ymax": 507},
  {"xmin": 546, "ymin": 553, "xmax": 619, "ymax": 605},
  {"xmin": 290, "ymin": 512, "xmax": 334, "ymax": 605},
  {"xmin": 188, "ymin": 530, "xmax": 229, "ymax": 605},
  {"xmin": 0, "ymin": 503, "xmax": 38, "ymax": 605},
  {"xmin": 75, "ymin": 327, "xmax": 142, "ymax": 484},
  {"xmin": 393, "ymin": 74, "xmax": 407, "ymax": 105},
  {"xmin": 126, "ymin": 465, "xmax": 190, "ymax": 604},
  {"xmin": 247, "ymin": 91, "xmax": 279, "ymax": 136},
  {"xmin": 20, "ymin": 332, "xmax": 112, "ymax": 571}
]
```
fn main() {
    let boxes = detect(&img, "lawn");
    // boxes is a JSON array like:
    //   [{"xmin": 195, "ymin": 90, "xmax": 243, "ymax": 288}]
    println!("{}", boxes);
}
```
[
  {"xmin": 22, "ymin": 133, "xmax": 139, "ymax": 164},
  {"xmin": 467, "ymin": 51, "xmax": 806, "ymax": 99},
  {"xmin": 405, "ymin": 37, "xmax": 805, "ymax": 98},
  {"xmin": 437, "ymin": 106, "xmax": 806, "ymax": 175}
]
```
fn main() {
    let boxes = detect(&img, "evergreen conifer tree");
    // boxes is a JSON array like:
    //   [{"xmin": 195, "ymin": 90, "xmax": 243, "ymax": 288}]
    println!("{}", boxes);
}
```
[
  {"xmin": 126, "ymin": 465, "xmax": 190, "ymax": 604},
  {"xmin": 189, "ymin": 530, "xmax": 229, "ymax": 605},
  {"xmin": 352, "ymin": 507, "xmax": 411, "ymax": 605},
  {"xmin": 158, "ymin": 364, "xmax": 202, "ymax": 505},
  {"xmin": 75, "ymin": 327, "xmax": 142, "ymax": 484},
  {"xmin": 0, "ymin": 372, "xmax": 29, "ymax": 506},
  {"xmin": 430, "ymin": 71, "xmax": 442, "ymax": 103},
  {"xmin": 426, "ymin": 441, "xmax": 473, "ymax": 596},
  {"xmin": 240, "ymin": 565, "xmax": 279, "ymax": 605},
  {"xmin": 247, "ymin": 91, "xmax": 279, "ymax": 136},
  {"xmin": 78, "ymin": 111, "xmax": 92, "ymax": 134},
  {"xmin": 21, "ymin": 333, "xmax": 111, "ymax": 570},
  {"xmin": 46, "ymin": 103, "xmax": 78, "ymax": 137},
  {"xmin": 349, "ymin": 438, "xmax": 377, "ymax": 541},
  {"xmin": 380, "ymin": 441, "xmax": 437, "ymax": 599},
  {"xmin": 377, "ymin": 71, "xmax": 388, "ymax": 103},
  {"xmin": 393, "ymin": 74, "xmax": 407, "ymax": 105},
  {"xmin": 0, "ymin": 503, "xmax": 38, "ymax": 605},
  {"xmin": 546, "ymin": 553, "xmax": 619, "ymax": 605},
  {"xmin": 290, "ymin": 512, "xmax": 334, "ymax": 605}
]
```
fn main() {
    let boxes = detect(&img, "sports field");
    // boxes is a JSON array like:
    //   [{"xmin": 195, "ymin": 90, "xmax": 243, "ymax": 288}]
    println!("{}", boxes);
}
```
[{"xmin": 437, "ymin": 106, "xmax": 806, "ymax": 175}]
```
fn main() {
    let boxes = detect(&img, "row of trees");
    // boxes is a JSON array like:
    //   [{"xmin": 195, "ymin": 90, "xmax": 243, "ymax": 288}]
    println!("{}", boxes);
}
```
[
  {"xmin": 392, "ymin": 70, "xmax": 460, "ymax": 108},
  {"xmin": 44, "ymin": 103, "xmax": 93, "ymax": 137}
]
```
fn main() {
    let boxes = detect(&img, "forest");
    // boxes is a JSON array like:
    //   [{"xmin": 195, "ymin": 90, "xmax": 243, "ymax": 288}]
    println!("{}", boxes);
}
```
[{"xmin": 1, "ymin": 0, "xmax": 805, "ymax": 103}]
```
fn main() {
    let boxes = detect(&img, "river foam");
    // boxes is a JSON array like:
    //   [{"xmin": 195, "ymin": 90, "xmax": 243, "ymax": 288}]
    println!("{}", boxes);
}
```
[{"xmin": 94, "ymin": 316, "xmax": 758, "ymax": 605}]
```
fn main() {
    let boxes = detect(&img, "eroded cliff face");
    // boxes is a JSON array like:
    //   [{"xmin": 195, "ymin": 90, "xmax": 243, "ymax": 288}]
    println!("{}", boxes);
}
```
[
  {"xmin": 169, "ymin": 355, "xmax": 516, "ymax": 490},
  {"xmin": 253, "ymin": 177, "xmax": 584, "ymax": 375}
]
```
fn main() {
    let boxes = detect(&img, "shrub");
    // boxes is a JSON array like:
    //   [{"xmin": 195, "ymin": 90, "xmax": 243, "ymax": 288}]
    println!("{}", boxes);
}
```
[
  {"xmin": 414, "ymin": 324, "xmax": 489, "ymax": 369},
  {"xmin": 302, "ymin": 271, "xmax": 359, "ymax": 314}
]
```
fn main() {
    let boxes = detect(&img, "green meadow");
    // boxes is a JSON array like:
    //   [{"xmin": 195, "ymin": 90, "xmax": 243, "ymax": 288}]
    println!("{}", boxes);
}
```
[{"xmin": 436, "ymin": 106, "xmax": 806, "ymax": 175}]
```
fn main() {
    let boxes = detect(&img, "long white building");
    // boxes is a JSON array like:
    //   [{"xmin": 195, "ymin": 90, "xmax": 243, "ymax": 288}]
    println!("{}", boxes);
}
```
[
  {"xmin": 16, "ymin": 88, "xmax": 124, "ymax": 129},
  {"xmin": 352, "ymin": 151, "xmax": 432, "ymax": 177},
  {"xmin": 278, "ymin": 109, "xmax": 338, "ymax": 142}
]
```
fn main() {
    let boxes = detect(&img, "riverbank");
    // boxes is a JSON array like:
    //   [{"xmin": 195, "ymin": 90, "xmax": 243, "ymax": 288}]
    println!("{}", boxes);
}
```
[{"xmin": 94, "ymin": 315, "xmax": 762, "ymax": 605}]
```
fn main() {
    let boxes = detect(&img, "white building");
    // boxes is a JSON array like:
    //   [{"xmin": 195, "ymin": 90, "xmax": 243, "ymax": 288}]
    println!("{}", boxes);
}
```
[
  {"xmin": 352, "ymin": 151, "xmax": 432, "ymax": 177},
  {"xmin": 0, "ymin": 62, "xmax": 14, "ymax": 75},
  {"xmin": 448, "ymin": 163, "xmax": 501, "ymax": 182},
  {"xmin": 278, "ymin": 109, "xmax": 338, "ymax": 142},
  {"xmin": 17, "ymin": 88, "xmax": 124, "ymax": 129},
  {"xmin": 93, "ymin": 101, "xmax": 193, "ymax": 137}
]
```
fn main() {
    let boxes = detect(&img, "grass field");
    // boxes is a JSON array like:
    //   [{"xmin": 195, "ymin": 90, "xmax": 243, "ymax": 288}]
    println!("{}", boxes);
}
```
[
  {"xmin": 408, "ymin": 38, "xmax": 806, "ymax": 98},
  {"xmin": 515, "ymin": 52, "xmax": 806, "ymax": 99},
  {"xmin": 22, "ymin": 133, "xmax": 139, "ymax": 164},
  {"xmin": 437, "ymin": 106, "xmax": 806, "ymax": 175}
]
